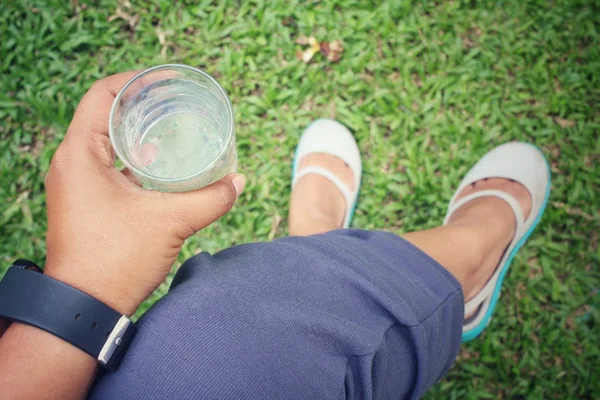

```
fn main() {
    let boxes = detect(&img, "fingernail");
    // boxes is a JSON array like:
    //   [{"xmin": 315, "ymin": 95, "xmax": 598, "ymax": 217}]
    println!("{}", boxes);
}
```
[{"xmin": 232, "ymin": 174, "xmax": 246, "ymax": 197}]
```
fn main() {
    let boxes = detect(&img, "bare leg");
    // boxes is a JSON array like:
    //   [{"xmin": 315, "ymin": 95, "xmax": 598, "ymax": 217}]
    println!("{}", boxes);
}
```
[
  {"xmin": 403, "ymin": 179, "xmax": 531, "ymax": 301},
  {"xmin": 289, "ymin": 154, "xmax": 531, "ymax": 303},
  {"xmin": 289, "ymin": 153, "xmax": 354, "ymax": 236}
]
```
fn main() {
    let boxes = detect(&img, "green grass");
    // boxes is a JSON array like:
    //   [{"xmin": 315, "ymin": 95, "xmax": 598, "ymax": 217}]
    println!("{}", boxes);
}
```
[{"xmin": 1, "ymin": 0, "xmax": 599, "ymax": 397}]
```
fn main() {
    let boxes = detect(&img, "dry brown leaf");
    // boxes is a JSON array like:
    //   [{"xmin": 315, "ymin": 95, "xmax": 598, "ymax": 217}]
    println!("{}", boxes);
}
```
[
  {"xmin": 301, "ymin": 49, "xmax": 318, "ymax": 63},
  {"xmin": 295, "ymin": 36, "xmax": 311, "ymax": 45},
  {"xmin": 297, "ymin": 36, "xmax": 343, "ymax": 64},
  {"xmin": 297, "ymin": 36, "xmax": 320, "ymax": 63},
  {"xmin": 156, "ymin": 28, "xmax": 167, "ymax": 45},
  {"xmin": 330, "ymin": 40, "xmax": 343, "ymax": 53},
  {"xmin": 268, "ymin": 214, "xmax": 282, "ymax": 240},
  {"xmin": 155, "ymin": 28, "xmax": 174, "ymax": 58},
  {"xmin": 320, "ymin": 39, "xmax": 344, "ymax": 63},
  {"xmin": 108, "ymin": 7, "xmax": 139, "ymax": 29},
  {"xmin": 327, "ymin": 52, "xmax": 342, "ymax": 63},
  {"xmin": 15, "ymin": 191, "xmax": 30, "ymax": 204},
  {"xmin": 130, "ymin": 14, "xmax": 140, "ymax": 28},
  {"xmin": 553, "ymin": 116, "xmax": 576, "ymax": 128}
]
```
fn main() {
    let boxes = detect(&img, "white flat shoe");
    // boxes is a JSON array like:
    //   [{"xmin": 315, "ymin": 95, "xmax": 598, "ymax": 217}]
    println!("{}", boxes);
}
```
[
  {"xmin": 292, "ymin": 119, "xmax": 362, "ymax": 228},
  {"xmin": 444, "ymin": 142, "xmax": 551, "ymax": 342}
]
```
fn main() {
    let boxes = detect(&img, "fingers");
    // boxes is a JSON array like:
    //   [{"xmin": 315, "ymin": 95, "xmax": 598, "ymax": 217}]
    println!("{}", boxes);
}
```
[
  {"xmin": 163, "ymin": 173, "xmax": 246, "ymax": 239},
  {"xmin": 65, "ymin": 70, "xmax": 142, "ymax": 142},
  {"xmin": 63, "ymin": 69, "xmax": 188, "ymax": 169},
  {"xmin": 67, "ymin": 69, "xmax": 183, "ymax": 143},
  {"xmin": 61, "ymin": 70, "xmax": 144, "ymax": 167}
]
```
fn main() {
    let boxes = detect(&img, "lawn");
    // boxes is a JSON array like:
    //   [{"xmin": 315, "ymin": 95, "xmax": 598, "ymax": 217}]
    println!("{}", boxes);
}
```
[{"xmin": 1, "ymin": 0, "xmax": 599, "ymax": 397}]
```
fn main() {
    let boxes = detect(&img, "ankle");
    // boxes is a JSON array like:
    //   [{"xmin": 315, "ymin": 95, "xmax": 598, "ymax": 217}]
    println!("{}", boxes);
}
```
[
  {"xmin": 289, "ymin": 175, "xmax": 346, "ymax": 236},
  {"xmin": 289, "ymin": 212, "xmax": 340, "ymax": 236},
  {"xmin": 445, "ymin": 200, "xmax": 516, "ymax": 297},
  {"xmin": 443, "ymin": 222, "xmax": 488, "ymax": 280}
]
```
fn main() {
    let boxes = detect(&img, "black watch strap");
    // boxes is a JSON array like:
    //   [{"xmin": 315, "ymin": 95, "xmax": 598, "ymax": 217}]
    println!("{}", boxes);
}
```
[{"xmin": 0, "ymin": 264, "xmax": 136, "ymax": 371}]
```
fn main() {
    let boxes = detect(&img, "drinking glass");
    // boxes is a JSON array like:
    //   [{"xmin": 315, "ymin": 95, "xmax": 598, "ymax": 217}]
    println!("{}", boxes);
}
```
[{"xmin": 109, "ymin": 64, "xmax": 236, "ymax": 192}]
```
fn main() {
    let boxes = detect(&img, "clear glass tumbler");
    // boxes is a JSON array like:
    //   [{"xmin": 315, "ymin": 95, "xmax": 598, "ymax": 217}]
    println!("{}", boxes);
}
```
[{"xmin": 109, "ymin": 64, "xmax": 236, "ymax": 192}]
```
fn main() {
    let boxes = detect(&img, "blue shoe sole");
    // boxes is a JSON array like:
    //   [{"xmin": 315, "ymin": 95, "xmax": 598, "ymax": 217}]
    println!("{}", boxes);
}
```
[{"xmin": 462, "ymin": 144, "xmax": 552, "ymax": 342}]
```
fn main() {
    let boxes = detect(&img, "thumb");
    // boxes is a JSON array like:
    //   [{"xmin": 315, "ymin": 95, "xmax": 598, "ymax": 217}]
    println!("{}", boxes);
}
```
[{"xmin": 163, "ymin": 173, "xmax": 246, "ymax": 238}]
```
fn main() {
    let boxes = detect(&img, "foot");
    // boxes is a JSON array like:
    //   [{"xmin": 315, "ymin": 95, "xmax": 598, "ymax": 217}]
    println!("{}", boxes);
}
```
[
  {"xmin": 448, "ymin": 178, "xmax": 532, "ymax": 305},
  {"xmin": 288, "ymin": 153, "xmax": 355, "ymax": 236}
]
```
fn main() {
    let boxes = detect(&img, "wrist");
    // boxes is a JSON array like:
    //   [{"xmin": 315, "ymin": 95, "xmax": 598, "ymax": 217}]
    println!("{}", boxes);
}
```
[
  {"xmin": 1, "ymin": 263, "xmax": 138, "ymax": 371},
  {"xmin": 44, "ymin": 266, "xmax": 139, "ymax": 316}
]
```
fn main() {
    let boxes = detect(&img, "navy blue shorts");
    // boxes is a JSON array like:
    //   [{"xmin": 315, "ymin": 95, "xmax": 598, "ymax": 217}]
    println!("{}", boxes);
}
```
[{"xmin": 89, "ymin": 229, "xmax": 463, "ymax": 399}]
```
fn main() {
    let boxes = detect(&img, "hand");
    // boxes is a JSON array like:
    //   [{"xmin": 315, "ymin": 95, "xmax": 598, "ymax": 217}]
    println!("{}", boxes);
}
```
[{"xmin": 44, "ymin": 71, "xmax": 246, "ymax": 315}]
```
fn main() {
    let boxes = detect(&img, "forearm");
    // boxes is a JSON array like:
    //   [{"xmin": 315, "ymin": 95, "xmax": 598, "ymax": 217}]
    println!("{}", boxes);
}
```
[
  {"xmin": 0, "ymin": 68, "xmax": 242, "ymax": 400},
  {"xmin": 0, "ymin": 323, "xmax": 97, "ymax": 400},
  {"xmin": 0, "ymin": 266, "xmax": 139, "ymax": 400}
]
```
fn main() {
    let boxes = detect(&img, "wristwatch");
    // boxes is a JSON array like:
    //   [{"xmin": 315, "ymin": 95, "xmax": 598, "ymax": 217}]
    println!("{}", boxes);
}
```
[{"xmin": 0, "ymin": 259, "xmax": 137, "ymax": 371}]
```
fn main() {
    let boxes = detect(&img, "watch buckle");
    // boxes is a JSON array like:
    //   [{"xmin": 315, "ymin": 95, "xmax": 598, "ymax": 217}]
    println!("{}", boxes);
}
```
[{"xmin": 97, "ymin": 315, "xmax": 133, "ymax": 370}]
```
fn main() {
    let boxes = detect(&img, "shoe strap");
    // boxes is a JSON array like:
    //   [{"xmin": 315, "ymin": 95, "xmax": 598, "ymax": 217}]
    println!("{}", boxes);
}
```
[{"xmin": 444, "ymin": 189, "xmax": 525, "ymax": 316}]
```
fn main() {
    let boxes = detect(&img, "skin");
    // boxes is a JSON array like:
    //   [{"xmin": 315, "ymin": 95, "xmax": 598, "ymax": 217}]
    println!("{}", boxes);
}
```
[
  {"xmin": 0, "ymin": 70, "xmax": 531, "ymax": 399},
  {"xmin": 289, "ymin": 154, "xmax": 532, "ymax": 307},
  {"xmin": 0, "ymin": 71, "xmax": 245, "ymax": 400}
]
